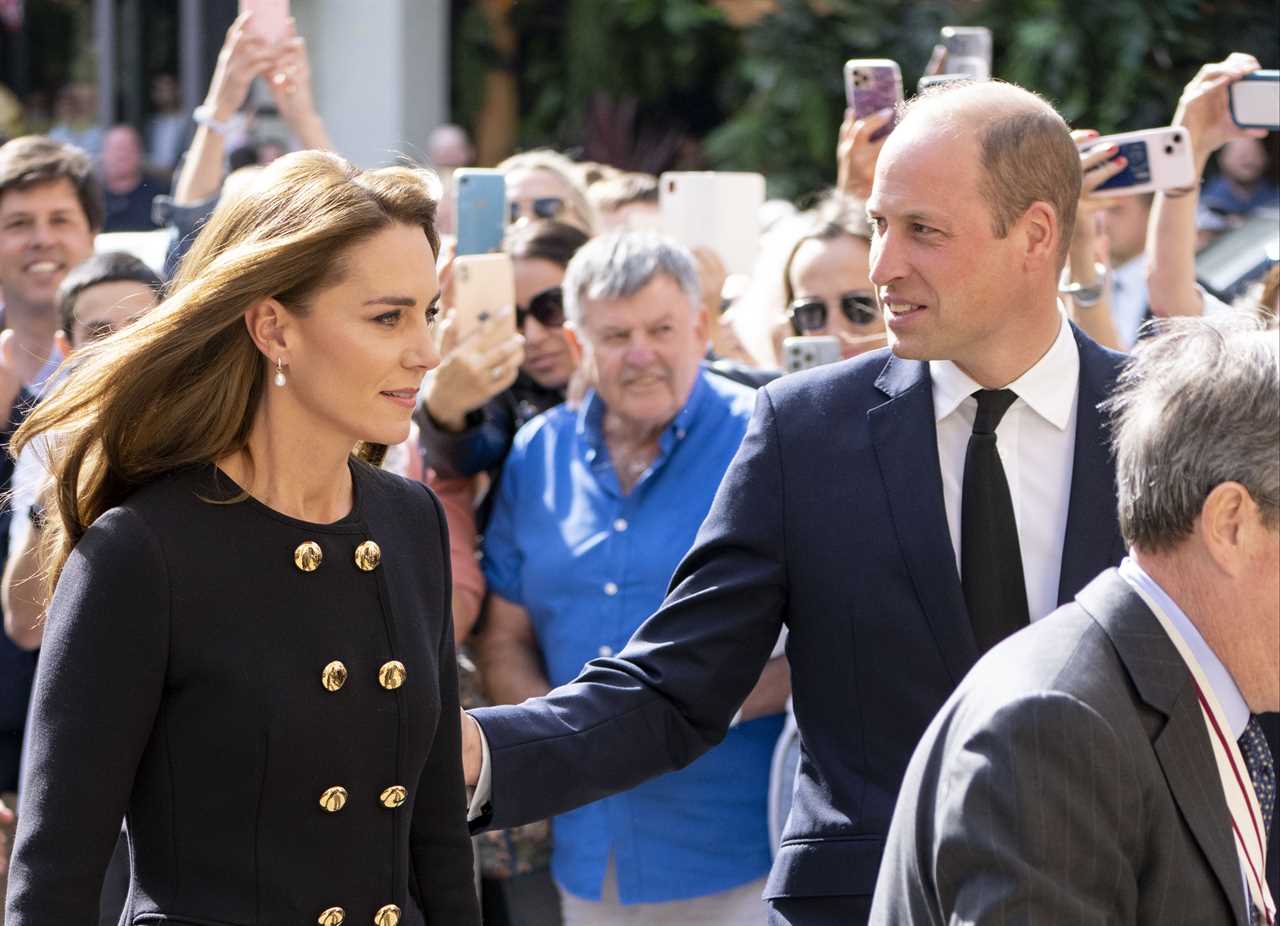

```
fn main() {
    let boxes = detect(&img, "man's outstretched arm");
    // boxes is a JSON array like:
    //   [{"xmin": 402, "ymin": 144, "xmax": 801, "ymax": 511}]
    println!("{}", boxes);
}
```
[{"xmin": 463, "ymin": 386, "xmax": 791, "ymax": 830}]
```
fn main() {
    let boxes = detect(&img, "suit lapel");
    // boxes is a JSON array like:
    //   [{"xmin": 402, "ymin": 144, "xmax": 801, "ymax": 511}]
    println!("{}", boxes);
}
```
[
  {"xmin": 1078, "ymin": 571, "xmax": 1249, "ymax": 925},
  {"xmin": 1057, "ymin": 327, "xmax": 1127, "ymax": 605},
  {"xmin": 868, "ymin": 355, "xmax": 977, "ymax": 686}
]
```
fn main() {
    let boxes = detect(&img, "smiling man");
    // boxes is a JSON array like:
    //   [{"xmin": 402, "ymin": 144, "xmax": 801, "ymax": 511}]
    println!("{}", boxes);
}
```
[
  {"xmin": 0, "ymin": 136, "xmax": 102, "ymax": 390},
  {"xmin": 462, "ymin": 81, "xmax": 1129, "ymax": 925}
]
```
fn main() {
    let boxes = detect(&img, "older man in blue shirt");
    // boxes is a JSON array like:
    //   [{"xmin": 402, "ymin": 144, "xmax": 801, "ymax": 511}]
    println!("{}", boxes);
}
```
[{"xmin": 477, "ymin": 231, "xmax": 788, "ymax": 924}]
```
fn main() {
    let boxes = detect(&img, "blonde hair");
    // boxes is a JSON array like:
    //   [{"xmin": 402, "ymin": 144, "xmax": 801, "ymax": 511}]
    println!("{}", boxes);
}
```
[
  {"xmin": 14, "ymin": 150, "xmax": 440, "ymax": 588},
  {"xmin": 497, "ymin": 148, "xmax": 597, "ymax": 234}
]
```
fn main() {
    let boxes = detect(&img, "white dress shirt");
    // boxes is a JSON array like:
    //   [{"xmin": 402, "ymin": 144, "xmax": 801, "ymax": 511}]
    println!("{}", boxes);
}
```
[{"xmin": 930, "ymin": 313, "xmax": 1080, "ymax": 624}]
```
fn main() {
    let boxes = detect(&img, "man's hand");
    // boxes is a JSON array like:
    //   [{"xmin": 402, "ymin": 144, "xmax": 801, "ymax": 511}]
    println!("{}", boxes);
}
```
[
  {"xmin": 1173, "ymin": 52, "xmax": 1267, "ymax": 170},
  {"xmin": 1070, "ymin": 129, "xmax": 1128, "ymax": 271},
  {"xmin": 460, "ymin": 708, "xmax": 482, "ymax": 788}
]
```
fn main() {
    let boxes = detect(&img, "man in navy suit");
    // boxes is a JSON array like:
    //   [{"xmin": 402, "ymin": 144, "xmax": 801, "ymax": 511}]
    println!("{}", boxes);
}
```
[{"xmin": 462, "ymin": 80, "xmax": 1128, "ymax": 924}]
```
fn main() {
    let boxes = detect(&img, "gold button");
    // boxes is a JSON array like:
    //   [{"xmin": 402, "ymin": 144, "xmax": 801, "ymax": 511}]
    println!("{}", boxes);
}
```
[
  {"xmin": 295, "ymin": 541, "xmax": 323, "ymax": 572},
  {"xmin": 380, "ymin": 785, "xmax": 407, "ymax": 808},
  {"xmin": 354, "ymin": 540, "xmax": 381, "ymax": 571},
  {"xmin": 378, "ymin": 660, "xmax": 407, "ymax": 690},
  {"xmin": 321, "ymin": 661, "xmax": 348, "ymax": 692},
  {"xmin": 319, "ymin": 786, "xmax": 348, "ymax": 813},
  {"xmin": 373, "ymin": 905, "xmax": 401, "ymax": 926},
  {"xmin": 318, "ymin": 908, "xmax": 345, "ymax": 926}
]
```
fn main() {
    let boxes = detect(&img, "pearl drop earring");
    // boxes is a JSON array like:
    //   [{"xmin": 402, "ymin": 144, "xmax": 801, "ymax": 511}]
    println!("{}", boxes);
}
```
[{"xmin": 274, "ymin": 357, "xmax": 287, "ymax": 387}]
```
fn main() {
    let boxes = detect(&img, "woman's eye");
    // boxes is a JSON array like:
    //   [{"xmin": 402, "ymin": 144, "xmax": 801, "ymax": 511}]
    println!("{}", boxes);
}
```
[{"xmin": 374, "ymin": 310, "xmax": 401, "ymax": 326}]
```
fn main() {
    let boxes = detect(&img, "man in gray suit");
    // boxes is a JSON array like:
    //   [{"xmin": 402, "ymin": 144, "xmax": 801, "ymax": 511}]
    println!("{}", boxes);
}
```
[{"xmin": 871, "ymin": 313, "xmax": 1278, "ymax": 925}]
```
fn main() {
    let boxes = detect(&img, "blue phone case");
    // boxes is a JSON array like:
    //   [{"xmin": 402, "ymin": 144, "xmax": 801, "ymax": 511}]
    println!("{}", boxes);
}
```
[
  {"xmin": 455, "ymin": 171, "xmax": 507, "ymax": 256},
  {"xmin": 1095, "ymin": 140, "xmax": 1153, "ymax": 192},
  {"xmin": 1229, "ymin": 70, "xmax": 1280, "ymax": 130}
]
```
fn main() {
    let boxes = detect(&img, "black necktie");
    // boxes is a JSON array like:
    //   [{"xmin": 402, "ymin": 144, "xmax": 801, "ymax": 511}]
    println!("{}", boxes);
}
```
[{"xmin": 961, "ymin": 389, "xmax": 1030, "ymax": 653}]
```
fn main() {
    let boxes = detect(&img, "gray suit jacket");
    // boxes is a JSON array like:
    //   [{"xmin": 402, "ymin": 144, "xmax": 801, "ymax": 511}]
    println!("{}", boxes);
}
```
[{"xmin": 869, "ymin": 568, "xmax": 1250, "ymax": 925}]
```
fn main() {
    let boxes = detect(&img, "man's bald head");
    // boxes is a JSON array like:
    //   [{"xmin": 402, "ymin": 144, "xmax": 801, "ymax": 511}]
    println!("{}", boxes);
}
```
[{"xmin": 891, "ymin": 80, "xmax": 1080, "ymax": 267}]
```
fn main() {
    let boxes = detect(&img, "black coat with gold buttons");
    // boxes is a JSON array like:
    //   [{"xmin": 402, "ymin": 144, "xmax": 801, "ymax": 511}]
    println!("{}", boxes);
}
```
[{"xmin": 5, "ymin": 460, "xmax": 480, "ymax": 926}]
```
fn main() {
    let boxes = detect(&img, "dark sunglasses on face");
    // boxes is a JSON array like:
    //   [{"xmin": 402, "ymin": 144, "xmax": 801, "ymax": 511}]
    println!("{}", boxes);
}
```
[
  {"xmin": 509, "ymin": 196, "xmax": 565, "ymax": 223},
  {"xmin": 788, "ymin": 291, "xmax": 879, "ymax": 334},
  {"xmin": 516, "ymin": 286, "xmax": 565, "ymax": 330}
]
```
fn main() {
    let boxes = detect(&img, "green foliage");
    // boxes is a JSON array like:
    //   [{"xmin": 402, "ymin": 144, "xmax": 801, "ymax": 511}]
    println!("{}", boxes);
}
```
[{"xmin": 453, "ymin": 0, "xmax": 1280, "ymax": 203}]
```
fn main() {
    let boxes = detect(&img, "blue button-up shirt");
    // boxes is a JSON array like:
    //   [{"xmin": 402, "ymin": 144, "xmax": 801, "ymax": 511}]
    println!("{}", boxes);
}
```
[{"xmin": 483, "ymin": 370, "xmax": 782, "ymax": 904}]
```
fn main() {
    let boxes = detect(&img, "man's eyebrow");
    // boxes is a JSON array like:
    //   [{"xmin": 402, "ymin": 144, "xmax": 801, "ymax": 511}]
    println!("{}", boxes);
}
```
[{"xmin": 362, "ymin": 295, "xmax": 418, "ymax": 307}]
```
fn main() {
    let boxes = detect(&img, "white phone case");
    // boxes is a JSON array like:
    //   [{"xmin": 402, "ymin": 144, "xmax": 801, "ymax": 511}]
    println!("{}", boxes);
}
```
[
  {"xmin": 1082, "ymin": 127, "xmax": 1197, "ymax": 198},
  {"xmin": 659, "ymin": 172, "xmax": 766, "ymax": 277}
]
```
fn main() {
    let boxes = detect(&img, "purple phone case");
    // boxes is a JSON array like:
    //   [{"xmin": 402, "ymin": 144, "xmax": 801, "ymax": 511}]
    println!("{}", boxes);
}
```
[{"xmin": 846, "ymin": 65, "xmax": 902, "ymax": 141}]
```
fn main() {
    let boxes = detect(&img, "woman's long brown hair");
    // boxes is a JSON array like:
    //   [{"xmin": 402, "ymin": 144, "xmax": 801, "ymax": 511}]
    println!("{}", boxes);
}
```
[{"xmin": 12, "ymin": 150, "xmax": 440, "ymax": 590}]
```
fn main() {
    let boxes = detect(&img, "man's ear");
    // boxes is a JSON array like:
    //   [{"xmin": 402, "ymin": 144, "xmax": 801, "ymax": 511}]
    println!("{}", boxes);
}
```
[
  {"xmin": 243, "ymin": 297, "xmax": 293, "ymax": 363},
  {"xmin": 1199, "ymin": 481, "xmax": 1252, "ymax": 578},
  {"xmin": 1020, "ymin": 201, "xmax": 1059, "ymax": 271},
  {"xmin": 562, "ymin": 323, "xmax": 583, "ymax": 365}
]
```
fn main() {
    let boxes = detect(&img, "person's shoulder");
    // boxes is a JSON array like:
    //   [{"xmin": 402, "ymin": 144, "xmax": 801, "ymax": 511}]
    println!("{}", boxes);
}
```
[
  {"xmin": 764, "ymin": 348, "xmax": 898, "ymax": 412},
  {"xmin": 352, "ymin": 456, "xmax": 442, "ymax": 520},
  {"xmin": 699, "ymin": 367, "xmax": 758, "ymax": 421},
  {"xmin": 1072, "ymin": 322, "xmax": 1129, "ymax": 377}
]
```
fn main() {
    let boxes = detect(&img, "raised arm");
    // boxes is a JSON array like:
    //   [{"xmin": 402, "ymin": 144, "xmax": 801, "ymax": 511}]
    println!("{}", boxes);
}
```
[{"xmin": 1147, "ymin": 53, "xmax": 1267, "ymax": 318}]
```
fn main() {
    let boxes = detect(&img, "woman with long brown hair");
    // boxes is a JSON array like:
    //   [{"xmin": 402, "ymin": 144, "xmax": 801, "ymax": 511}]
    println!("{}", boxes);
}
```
[{"xmin": 4, "ymin": 151, "xmax": 480, "ymax": 925}]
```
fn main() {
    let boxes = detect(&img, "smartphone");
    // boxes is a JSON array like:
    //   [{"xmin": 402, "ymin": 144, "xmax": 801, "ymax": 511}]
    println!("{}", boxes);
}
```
[
  {"xmin": 844, "ymin": 60, "xmax": 903, "ymax": 141},
  {"xmin": 454, "ymin": 169, "xmax": 507, "ymax": 257},
  {"xmin": 239, "ymin": 0, "xmax": 290, "ymax": 44},
  {"xmin": 783, "ymin": 336, "xmax": 842, "ymax": 374},
  {"xmin": 1230, "ymin": 71, "xmax": 1280, "ymax": 131},
  {"xmin": 941, "ymin": 26, "xmax": 992, "ymax": 80},
  {"xmin": 451, "ymin": 253, "xmax": 516, "ymax": 342},
  {"xmin": 659, "ymin": 172, "xmax": 765, "ymax": 277},
  {"xmin": 1081, "ymin": 127, "xmax": 1197, "ymax": 197}
]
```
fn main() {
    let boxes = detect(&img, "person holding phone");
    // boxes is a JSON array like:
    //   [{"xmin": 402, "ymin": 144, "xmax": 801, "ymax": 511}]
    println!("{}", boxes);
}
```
[
  {"xmin": 4, "ymin": 151, "xmax": 479, "ymax": 925},
  {"xmin": 1148, "ymin": 53, "xmax": 1274, "ymax": 319}
]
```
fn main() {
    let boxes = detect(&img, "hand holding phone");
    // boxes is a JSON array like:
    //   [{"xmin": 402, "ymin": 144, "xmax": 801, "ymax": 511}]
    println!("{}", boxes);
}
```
[
  {"xmin": 454, "ymin": 169, "xmax": 508, "ymax": 256},
  {"xmin": 1078, "ymin": 128, "xmax": 1196, "ymax": 197},
  {"xmin": 844, "ymin": 60, "xmax": 903, "ymax": 142},
  {"xmin": 940, "ymin": 26, "xmax": 992, "ymax": 80},
  {"xmin": 782, "ymin": 336, "xmax": 842, "ymax": 374}
]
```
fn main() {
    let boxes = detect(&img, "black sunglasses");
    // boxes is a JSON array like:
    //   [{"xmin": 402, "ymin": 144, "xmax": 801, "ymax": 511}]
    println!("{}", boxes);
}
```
[
  {"xmin": 509, "ymin": 196, "xmax": 565, "ymax": 223},
  {"xmin": 516, "ymin": 286, "xmax": 565, "ymax": 330},
  {"xmin": 788, "ymin": 292, "xmax": 879, "ymax": 334}
]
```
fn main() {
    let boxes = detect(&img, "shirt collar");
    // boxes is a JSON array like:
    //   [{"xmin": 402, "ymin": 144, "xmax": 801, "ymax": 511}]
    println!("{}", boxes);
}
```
[
  {"xmin": 1119, "ymin": 556, "xmax": 1251, "ymax": 738},
  {"xmin": 930, "ymin": 312, "xmax": 1079, "ymax": 430}
]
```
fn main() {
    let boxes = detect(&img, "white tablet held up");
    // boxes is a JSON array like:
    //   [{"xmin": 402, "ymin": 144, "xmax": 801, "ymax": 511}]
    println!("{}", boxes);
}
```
[{"xmin": 659, "ymin": 171, "xmax": 766, "ymax": 277}]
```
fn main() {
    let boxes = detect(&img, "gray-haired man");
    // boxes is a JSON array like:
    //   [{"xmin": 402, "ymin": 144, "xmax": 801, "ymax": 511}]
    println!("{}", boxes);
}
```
[
  {"xmin": 473, "ymin": 231, "xmax": 790, "ymax": 924},
  {"xmin": 871, "ymin": 314, "xmax": 1279, "ymax": 924}
]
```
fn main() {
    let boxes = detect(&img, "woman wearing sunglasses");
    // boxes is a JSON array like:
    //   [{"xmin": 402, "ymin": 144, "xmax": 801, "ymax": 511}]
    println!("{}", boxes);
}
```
[
  {"xmin": 497, "ymin": 149, "xmax": 597, "ymax": 235},
  {"xmin": 420, "ymin": 219, "xmax": 588, "ymax": 487},
  {"xmin": 779, "ymin": 193, "xmax": 886, "ymax": 360}
]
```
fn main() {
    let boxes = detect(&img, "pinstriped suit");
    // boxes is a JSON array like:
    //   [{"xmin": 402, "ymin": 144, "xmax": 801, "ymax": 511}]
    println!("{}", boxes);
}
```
[{"xmin": 870, "ymin": 569, "xmax": 1251, "ymax": 925}]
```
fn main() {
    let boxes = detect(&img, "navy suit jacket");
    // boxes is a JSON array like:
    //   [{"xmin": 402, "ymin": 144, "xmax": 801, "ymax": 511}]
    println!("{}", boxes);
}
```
[{"xmin": 471, "ymin": 325, "xmax": 1128, "ymax": 915}]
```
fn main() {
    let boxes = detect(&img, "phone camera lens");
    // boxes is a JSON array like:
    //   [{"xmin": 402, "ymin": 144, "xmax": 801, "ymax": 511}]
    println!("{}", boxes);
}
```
[
  {"xmin": 1164, "ymin": 145, "xmax": 1175, "ymax": 155},
  {"xmin": 1173, "ymin": 133, "xmax": 1182, "ymax": 143}
]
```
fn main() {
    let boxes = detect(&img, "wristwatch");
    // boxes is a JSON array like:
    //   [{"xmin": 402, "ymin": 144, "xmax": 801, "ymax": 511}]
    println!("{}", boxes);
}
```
[
  {"xmin": 1060, "ymin": 262, "xmax": 1109, "ymax": 307},
  {"xmin": 192, "ymin": 104, "xmax": 236, "ymax": 138}
]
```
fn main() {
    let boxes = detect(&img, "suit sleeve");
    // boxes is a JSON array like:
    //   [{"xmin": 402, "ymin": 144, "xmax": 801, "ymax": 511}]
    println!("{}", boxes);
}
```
[
  {"xmin": 409, "ymin": 484, "xmax": 481, "ymax": 924},
  {"xmin": 874, "ymin": 692, "xmax": 1140, "ymax": 925},
  {"xmin": 470, "ymin": 386, "xmax": 789, "ymax": 831},
  {"xmin": 5, "ymin": 507, "xmax": 170, "ymax": 924}
]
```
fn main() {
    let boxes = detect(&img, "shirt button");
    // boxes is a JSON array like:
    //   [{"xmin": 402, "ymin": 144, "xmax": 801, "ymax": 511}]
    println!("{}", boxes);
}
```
[
  {"xmin": 585, "ymin": 448, "xmax": 597, "ymax": 462},
  {"xmin": 603, "ymin": 582, "xmax": 618, "ymax": 596},
  {"xmin": 613, "ymin": 518, "xmax": 628, "ymax": 532},
  {"xmin": 676, "ymin": 428, "xmax": 687, "ymax": 440},
  {"xmin": 598, "ymin": 645, "xmax": 614, "ymax": 657}
]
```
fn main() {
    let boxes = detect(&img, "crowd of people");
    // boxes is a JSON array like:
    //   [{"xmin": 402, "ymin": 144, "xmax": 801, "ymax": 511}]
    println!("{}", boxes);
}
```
[{"xmin": 0, "ymin": 11, "xmax": 1276, "ymax": 926}]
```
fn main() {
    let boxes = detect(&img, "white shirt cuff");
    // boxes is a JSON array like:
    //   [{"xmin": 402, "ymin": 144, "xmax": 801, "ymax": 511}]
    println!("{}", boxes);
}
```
[{"xmin": 466, "ymin": 720, "xmax": 492, "ymax": 822}]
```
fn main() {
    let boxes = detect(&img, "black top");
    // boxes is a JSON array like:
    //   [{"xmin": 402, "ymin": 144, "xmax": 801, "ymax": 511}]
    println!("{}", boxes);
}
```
[{"xmin": 6, "ymin": 460, "xmax": 480, "ymax": 925}]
